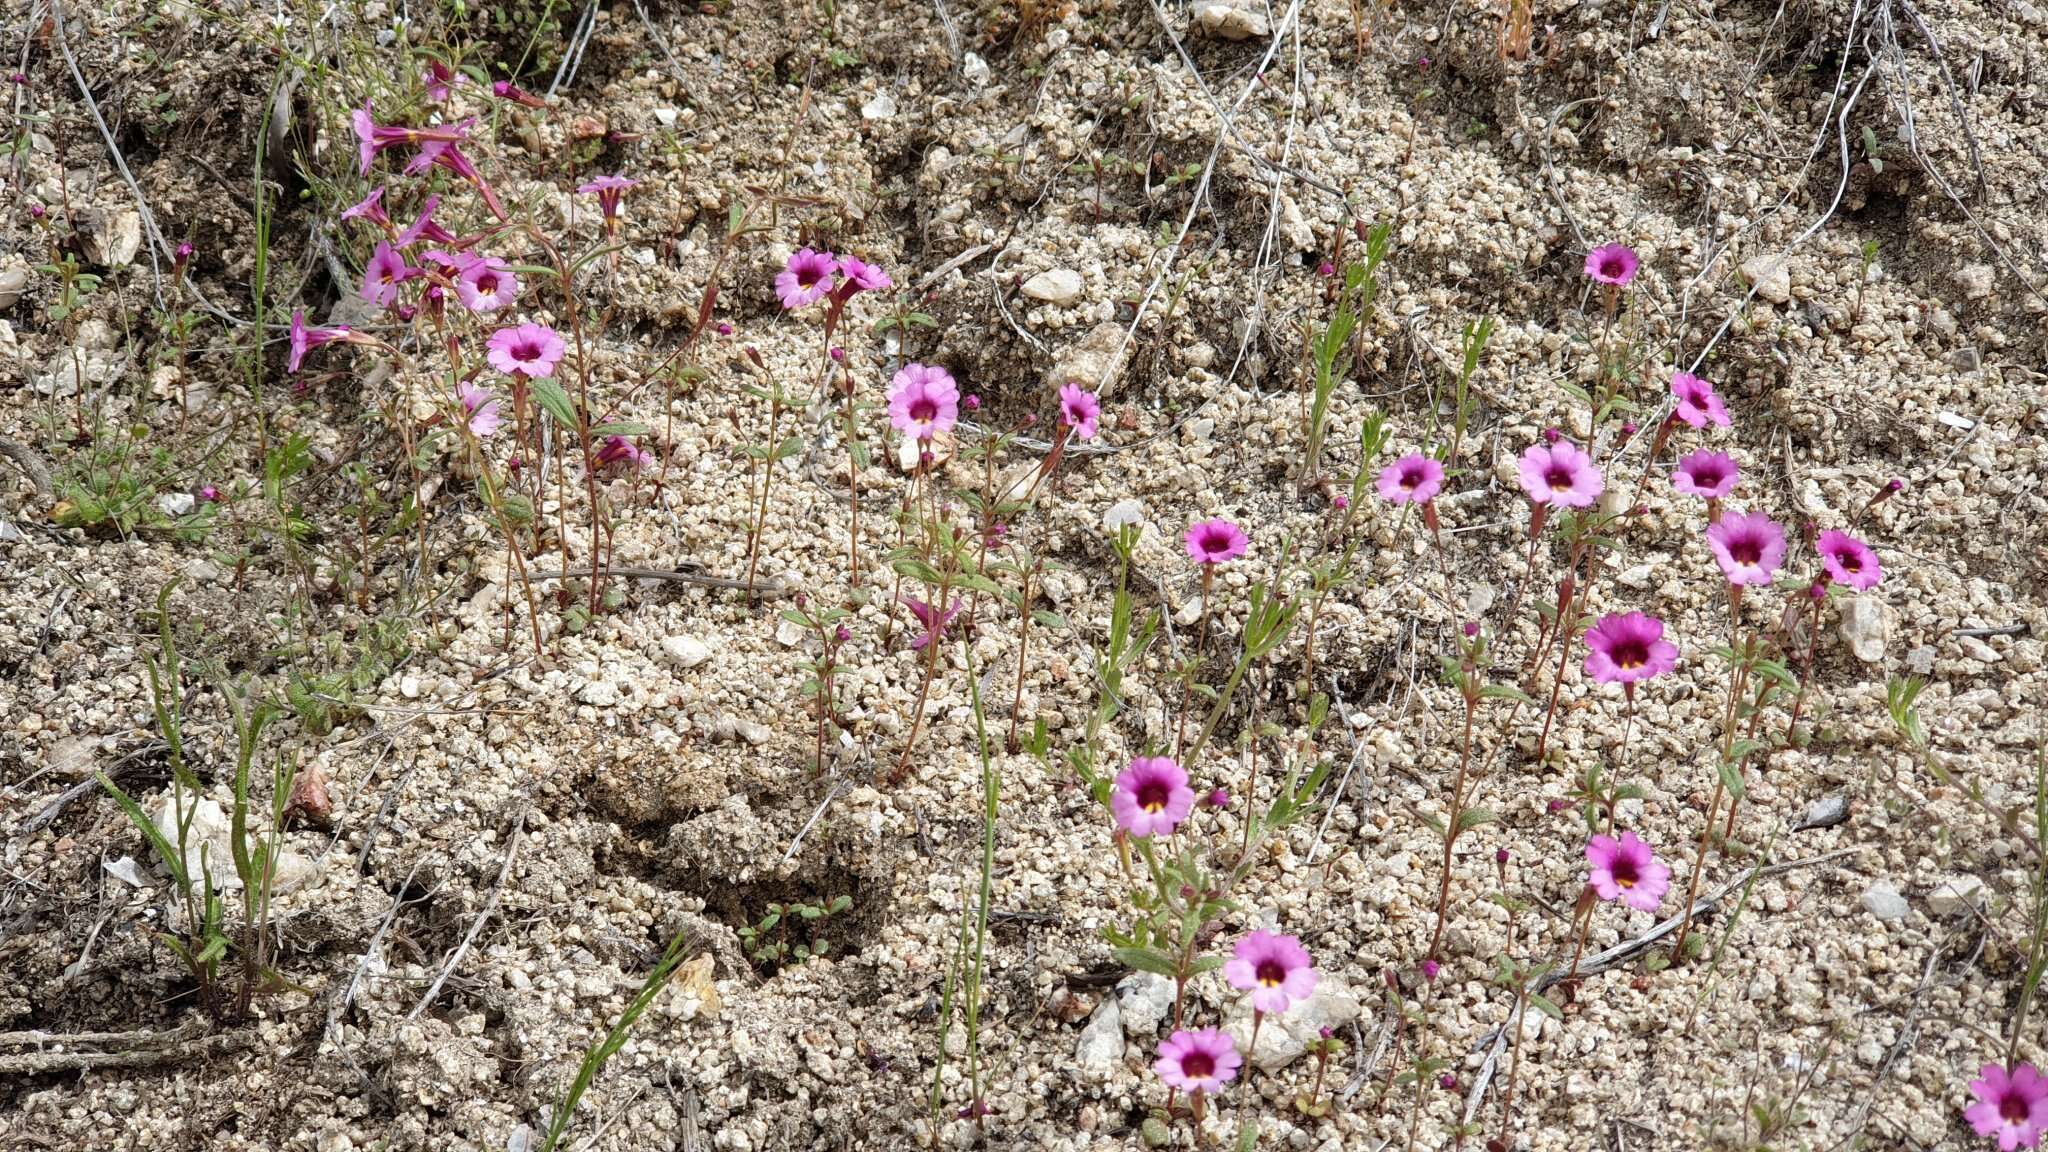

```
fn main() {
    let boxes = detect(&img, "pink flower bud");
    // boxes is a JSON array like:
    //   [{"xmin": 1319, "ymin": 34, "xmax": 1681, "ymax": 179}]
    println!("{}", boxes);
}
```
[
  {"xmin": 1547, "ymin": 798, "xmax": 1569, "ymax": 813},
  {"xmin": 1542, "ymin": 427, "xmax": 1561, "ymax": 444},
  {"xmin": 829, "ymin": 346, "xmax": 845, "ymax": 361},
  {"xmin": 1317, "ymin": 261, "xmax": 1336, "ymax": 277},
  {"xmin": 1463, "ymin": 621, "xmax": 1480, "ymax": 637},
  {"xmin": 963, "ymin": 394, "xmax": 982, "ymax": 410},
  {"xmin": 834, "ymin": 624, "xmax": 851, "ymax": 643},
  {"xmin": 1439, "ymin": 1073, "xmax": 1458, "ymax": 1090},
  {"xmin": 1205, "ymin": 788, "xmax": 1230, "ymax": 809},
  {"xmin": 716, "ymin": 322, "xmax": 733, "ymax": 336},
  {"xmin": 1496, "ymin": 847, "xmax": 1510, "ymax": 864},
  {"xmin": 1332, "ymin": 494, "xmax": 1349, "ymax": 510},
  {"xmin": 1422, "ymin": 959, "xmax": 1440, "ymax": 981}
]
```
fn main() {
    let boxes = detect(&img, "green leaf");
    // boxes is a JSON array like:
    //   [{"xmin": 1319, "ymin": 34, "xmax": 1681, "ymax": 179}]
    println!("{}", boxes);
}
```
[
  {"xmin": 1113, "ymin": 946, "xmax": 1180, "ymax": 978},
  {"xmin": 772, "ymin": 436, "xmax": 804, "ymax": 461},
  {"xmin": 1454, "ymin": 806, "xmax": 1495, "ymax": 834},
  {"xmin": 532, "ymin": 379, "xmax": 577, "ymax": 426},
  {"xmin": 1479, "ymin": 683, "xmax": 1535, "ymax": 704},
  {"xmin": 891, "ymin": 557, "xmax": 942, "ymax": 585},
  {"xmin": 590, "ymin": 421, "xmax": 653, "ymax": 437},
  {"xmin": 1031, "ymin": 610, "xmax": 1068, "ymax": 631},
  {"xmin": 1716, "ymin": 757, "xmax": 1747, "ymax": 801},
  {"xmin": 1527, "ymin": 993, "xmax": 1563, "ymax": 1020}
]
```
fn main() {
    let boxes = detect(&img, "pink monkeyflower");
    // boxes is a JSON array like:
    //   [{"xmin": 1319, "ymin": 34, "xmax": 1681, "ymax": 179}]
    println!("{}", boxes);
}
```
[
  {"xmin": 1110, "ymin": 756, "xmax": 1194, "ymax": 838},
  {"xmin": 1816, "ymin": 529, "xmax": 1883, "ymax": 591},
  {"xmin": 1222, "ymin": 930, "xmax": 1318, "ymax": 1016},
  {"xmin": 1669, "ymin": 371, "xmax": 1731, "ymax": 428},
  {"xmin": 1583, "ymin": 243, "xmax": 1639, "ymax": 287},
  {"xmin": 340, "ymin": 187, "xmax": 390, "ymax": 230},
  {"xmin": 351, "ymin": 103, "xmax": 470, "ymax": 175},
  {"xmin": 455, "ymin": 256, "xmax": 520, "ymax": 313},
  {"xmin": 1154, "ymin": 1029, "xmax": 1240, "ymax": 1095},
  {"xmin": 886, "ymin": 363, "xmax": 960, "ymax": 443},
  {"xmin": 596, "ymin": 435, "xmax": 653, "ymax": 471},
  {"xmin": 486, "ymin": 323, "xmax": 566, "ymax": 379},
  {"xmin": 1583, "ymin": 612, "xmax": 1679, "ymax": 686},
  {"xmin": 1706, "ymin": 511, "xmax": 1787, "ymax": 586},
  {"xmin": 577, "ymin": 174, "xmax": 638, "ymax": 226},
  {"xmin": 359, "ymin": 241, "xmax": 415, "ymax": 308},
  {"xmin": 422, "ymin": 59, "xmax": 461, "ymax": 102},
  {"xmin": 1184, "ymin": 519, "xmax": 1248, "ymax": 565},
  {"xmin": 286, "ymin": 309, "xmax": 372, "ymax": 374},
  {"xmin": 396, "ymin": 194, "xmax": 460, "ymax": 248},
  {"xmin": 1516, "ymin": 440, "xmax": 1604, "ymax": 508},
  {"xmin": 1058, "ymin": 383, "xmax": 1100, "ymax": 441},
  {"xmin": 903, "ymin": 596, "xmax": 960, "ymax": 650},
  {"xmin": 1672, "ymin": 450, "xmax": 1739, "ymax": 500},
  {"xmin": 775, "ymin": 247, "xmax": 838, "ymax": 309},
  {"xmin": 1376, "ymin": 453, "xmax": 1444, "ymax": 505},
  {"xmin": 1584, "ymin": 831, "xmax": 1670, "ymax": 913},
  {"xmin": 492, "ymin": 80, "xmax": 547, "ymax": 108},
  {"xmin": 456, "ymin": 381, "xmax": 501, "ymax": 438},
  {"xmin": 197, "ymin": 485, "xmax": 221, "ymax": 503},
  {"xmin": 406, "ymin": 133, "xmax": 508, "ymax": 222},
  {"xmin": 834, "ymin": 254, "xmax": 893, "ymax": 296},
  {"xmin": 1968, "ymin": 1062, "xmax": 2048, "ymax": 1151}
]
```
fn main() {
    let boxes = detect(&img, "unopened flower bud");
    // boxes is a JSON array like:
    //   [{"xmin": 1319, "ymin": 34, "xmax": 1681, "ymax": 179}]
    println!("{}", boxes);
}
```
[
  {"xmin": 1496, "ymin": 847, "xmax": 1510, "ymax": 864},
  {"xmin": 716, "ymin": 322, "xmax": 733, "ymax": 335},
  {"xmin": 963, "ymin": 394, "xmax": 982, "ymax": 410},
  {"xmin": 1317, "ymin": 261, "xmax": 1336, "ymax": 278},
  {"xmin": 1542, "ymin": 427, "xmax": 1561, "ymax": 444},
  {"xmin": 1422, "ymin": 959, "xmax": 1441, "ymax": 982}
]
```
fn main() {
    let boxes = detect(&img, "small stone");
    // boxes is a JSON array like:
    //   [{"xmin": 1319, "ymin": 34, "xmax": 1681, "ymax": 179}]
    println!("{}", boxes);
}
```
[
  {"xmin": 1223, "ymin": 976, "xmax": 1363, "ymax": 1070},
  {"xmin": 104, "ymin": 856, "xmax": 147, "ymax": 887},
  {"xmin": 48, "ymin": 735, "xmax": 99, "ymax": 779},
  {"xmin": 1193, "ymin": 0, "xmax": 1270, "ymax": 39},
  {"xmin": 860, "ymin": 92, "xmax": 896, "ymax": 120},
  {"xmin": 961, "ymin": 53, "xmax": 990, "ymax": 87},
  {"xmin": 776, "ymin": 618, "xmax": 805, "ymax": 647},
  {"xmin": 1021, "ymin": 268, "xmax": 1084, "ymax": 306},
  {"xmin": 79, "ymin": 207, "xmax": 142, "ymax": 267},
  {"xmin": 0, "ymin": 264, "xmax": 28, "ymax": 310},
  {"xmin": 1793, "ymin": 793, "xmax": 1850, "ymax": 832},
  {"xmin": 1960, "ymin": 636, "xmax": 2002, "ymax": 663},
  {"xmin": 1927, "ymin": 876, "xmax": 1986, "ymax": 916},
  {"xmin": 661, "ymin": 635, "xmax": 713, "ymax": 670},
  {"xmin": 1861, "ymin": 881, "xmax": 1908, "ymax": 922},
  {"xmin": 737, "ymin": 719, "xmax": 771, "ymax": 746},
  {"xmin": 1838, "ymin": 594, "xmax": 1886, "ymax": 663},
  {"xmin": 400, "ymin": 674, "xmax": 423, "ymax": 699},
  {"xmin": 1102, "ymin": 499, "xmax": 1146, "ymax": 533},
  {"xmin": 1074, "ymin": 996, "xmax": 1124, "ymax": 1073},
  {"xmin": 577, "ymin": 679, "xmax": 619, "ymax": 707},
  {"xmin": 1955, "ymin": 263, "xmax": 1995, "ymax": 300},
  {"xmin": 1044, "ymin": 321, "xmax": 1129, "ymax": 399},
  {"xmin": 1741, "ymin": 255, "xmax": 1792, "ymax": 304},
  {"xmin": 653, "ymin": 108, "xmax": 679, "ymax": 127},
  {"xmin": 1906, "ymin": 645, "xmax": 1937, "ymax": 675},
  {"xmin": 157, "ymin": 492, "xmax": 196, "ymax": 518},
  {"xmin": 1116, "ymin": 972, "xmax": 1175, "ymax": 1037}
]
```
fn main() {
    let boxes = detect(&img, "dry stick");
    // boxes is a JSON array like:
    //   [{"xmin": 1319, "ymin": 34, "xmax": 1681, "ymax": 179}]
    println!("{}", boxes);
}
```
[{"xmin": 409, "ymin": 810, "xmax": 526, "ymax": 1021}]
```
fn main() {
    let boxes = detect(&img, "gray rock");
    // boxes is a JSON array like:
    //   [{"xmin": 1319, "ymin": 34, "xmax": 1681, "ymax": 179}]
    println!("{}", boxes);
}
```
[
  {"xmin": 1223, "ymin": 976, "xmax": 1363, "ymax": 1070},
  {"xmin": 1021, "ymin": 268, "xmax": 1084, "ymax": 306},
  {"xmin": 1193, "ymin": 0, "xmax": 1270, "ymax": 39},
  {"xmin": 1861, "ymin": 882, "xmax": 1908, "ymax": 922},
  {"xmin": 1839, "ymin": 594, "xmax": 1886, "ymax": 663},
  {"xmin": 79, "ymin": 207, "xmax": 142, "ymax": 267},
  {"xmin": 1116, "ymin": 972, "xmax": 1175, "ymax": 1037},
  {"xmin": 1101, "ymin": 499, "xmax": 1146, "ymax": 533},
  {"xmin": 0, "ymin": 264, "xmax": 28, "ymax": 310},
  {"xmin": 1793, "ymin": 793, "xmax": 1850, "ymax": 832},
  {"xmin": 660, "ymin": 635, "xmax": 713, "ymax": 670},
  {"xmin": 1741, "ymin": 255, "xmax": 1792, "ymax": 304},
  {"xmin": 1955, "ymin": 263, "xmax": 1995, "ymax": 299},
  {"xmin": 1074, "ymin": 996, "xmax": 1124, "ymax": 1073},
  {"xmin": 1927, "ymin": 876, "xmax": 1986, "ymax": 917},
  {"xmin": 1044, "ymin": 321, "xmax": 1129, "ymax": 399}
]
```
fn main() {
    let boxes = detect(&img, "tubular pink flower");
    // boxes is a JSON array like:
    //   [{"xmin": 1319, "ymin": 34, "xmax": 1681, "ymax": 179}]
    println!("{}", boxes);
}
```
[
  {"xmin": 1516, "ymin": 440, "xmax": 1604, "ymax": 508},
  {"xmin": 486, "ymin": 323, "xmax": 566, "ymax": 378},
  {"xmin": 1376, "ymin": 453, "xmax": 1443, "ymax": 505},
  {"xmin": 492, "ymin": 80, "xmax": 548, "ymax": 108},
  {"xmin": 396, "ymin": 194, "xmax": 459, "ymax": 248},
  {"xmin": 903, "ymin": 597, "xmax": 961, "ymax": 650},
  {"xmin": 422, "ymin": 59, "xmax": 461, "ymax": 103},
  {"xmin": 1154, "ymin": 1029, "xmax": 1240, "ymax": 1095},
  {"xmin": 1672, "ymin": 450, "xmax": 1739, "ymax": 500},
  {"xmin": 775, "ymin": 247, "xmax": 838, "ymax": 309},
  {"xmin": 1583, "ymin": 612, "xmax": 1679, "ymax": 685},
  {"xmin": 1816, "ymin": 529, "xmax": 1883, "ymax": 591},
  {"xmin": 1058, "ymin": 383, "xmax": 1100, "ymax": 441},
  {"xmin": 1184, "ymin": 519, "xmax": 1248, "ymax": 565},
  {"xmin": 1968, "ymin": 1062, "xmax": 2048, "ymax": 1151},
  {"xmin": 834, "ymin": 254, "xmax": 893, "ymax": 296},
  {"xmin": 1669, "ymin": 371, "xmax": 1731, "ymax": 428},
  {"xmin": 1223, "ymin": 930, "xmax": 1318, "ymax": 1016},
  {"xmin": 1584, "ymin": 831, "xmax": 1670, "ymax": 913},
  {"xmin": 455, "ymin": 255, "xmax": 520, "ymax": 313},
  {"xmin": 456, "ymin": 381, "xmax": 501, "ymax": 438},
  {"xmin": 359, "ymin": 241, "xmax": 416, "ymax": 308},
  {"xmin": 1584, "ymin": 243, "xmax": 1639, "ymax": 286},
  {"xmin": 577, "ymin": 174, "xmax": 638, "ymax": 223},
  {"xmin": 405, "ymin": 133, "xmax": 508, "ymax": 221},
  {"xmin": 887, "ymin": 363, "xmax": 959, "ymax": 443},
  {"xmin": 286, "ymin": 309, "xmax": 370, "ymax": 374},
  {"xmin": 1706, "ymin": 511, "xmax": 1787, "ymax": 586},
  {"xmin": 1110, "ymin": 756, "xmax": 1194, "ymax": 838},
  {"xmin": 596, "ymin": 435, "xmax": 653, "ymax": 471},
  {"xmin": 351, "ymin": 103, "xmax": 471, "ymax": 175},
  {"xmin": 340, "ymin": 187, "xmax": 390, "ymax": 230}
]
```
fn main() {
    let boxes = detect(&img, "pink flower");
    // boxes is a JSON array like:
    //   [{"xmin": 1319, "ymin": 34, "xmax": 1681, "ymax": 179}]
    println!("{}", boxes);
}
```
[
  {"xmin": 1816, "ymin": 529, "xmax": 1883, "ymax": 591},
  {"xmin": 834, "ymin": 254, "xmax": 893, "ymax": 295},
  {"xmin": 1223, "ymin": 930, "xmax": 1318, "ymax": 1016},
  {"xmin": 456, "ymin": 381, "xmax": 501, "ymax": 438},
  {"xmin": 903, "ymin": 596, "xmax": 960, "ymax": 650},
  {"xmin": 1669, "ymin": 371, "xmax": 1731, "ymax": 428},
  {"xmin": 887, "ymin": 363, "xmax": 959, "ymax": 442},
  {"xmin": 351, "ymin": 103, "xmax": 470, "ymax": 175},
  {"xmin": 1110, "ymin": 756, "xmax": 1194, "ymax": 838},
  {"xmin": 340, "ymin": 187, "xmax": 390, "ymax": 229},
  {"xmin": 775, "ymin": 247, "xmax": 838, "ymax": 309},
  {"xmin": 1585, "ymin": 831, "xmax": 1670, "ymax": 913},
  {"xmin": 286, "ymin": 309, "xmax": 369, "ymax": 374},
  {"xmin": 197, "ymin": 485, "xmax": 221, "ymax": 503},
  {"xmin": 455, "ymin": 256, "xmax": 520, "ymax": 313},
  {"xmin": 1968, "ymin": 1062, "xmax": 2048, "ymax": 1151},
  {"xmin": 1584, "ymin": 243, "xmax": 1639, "ymax": 287},
  {"xmin": 492, "ymin": 80, "xmax": 547, "ymax": 108},
  {"xmin": 1516, "ymin": 440, "xmax": 1604, "ymax": 508},
  {"xmin": 486, "ymin": 323, "xmax": 566, "ymax": 378},
  {"xmin": 1376, "ymin": 453, "xmax": 1443, "ymax": 505},
  {"xmin": 1058, "ymin": 383, "xmax": 1100, "ymax": 441},
  {"xmin": 1672, "ymin": 450, "xmax": 1739, "ymax": 499},
  {"xmin": 1154, "ymin": 1029, "xmax": 1240, "ymax": 1095},
  {"xmin": 596, "ymin": 435, "xmax": 652, "ymax": 470},
  {"xmin": 1706, "ymin": 511, "xmax": 1787, "ymax": 586},
  {"xmin": 1184, "ymin": 519, "xmax": 1248, "ymax": 565},
  {"xmin": 577, "ymin": 174, "xmax": 638, "ymax": 225},
  {"xmin": 396, "ymin": 194, "xmax": 459, "ymax": 247},
  {"xmin": 359, "ymin": 241, "xmax": 415, "ymax": 308},
  {"xmin": 405, "ymin": 132, "xmax": 507, "ymax": 221},
  {"xmin": 422, "ymin": 59, "xmax": 461, "ymax": 102},
  {"xmin": 1583, "ymin": 612, "xmax": 1679, "ymax": 685}
]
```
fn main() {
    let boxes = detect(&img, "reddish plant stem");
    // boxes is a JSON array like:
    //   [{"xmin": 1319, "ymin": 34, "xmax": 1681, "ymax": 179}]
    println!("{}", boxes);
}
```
[{"xmin": 1426, "ymin": 696, "xmax": 1480, "ymax": 959}]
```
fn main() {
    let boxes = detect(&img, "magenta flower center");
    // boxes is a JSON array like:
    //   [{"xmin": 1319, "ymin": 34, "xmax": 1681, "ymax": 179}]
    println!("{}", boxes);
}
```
[
  {"xmin": 799, "ymin": 265, "xmax": 826, "ymax": 288},
  {"xmin": 1608, "ymin": 637, "xmax": 1649, "ymax": 670},
  {"xmin": 1610, "ymin": 857, "xmax": 1639, "ymax": 888},
  {"xmin": 513, "ymin": 340, "xmax": 544, "ymax": 362},
  {"xmin": 1401, "ymin": 464, "xmax": 1426, "ymax": 489},
  {"xmin": 475, "ymin": 271, "xmax": 499, "ymax": 295},
  {"xmin": 1832, "ymin": 548, "xmax": 1862, "ymax": 573},
  {"xmin": 1692, "ymin": 462, "xmax": 1727, "ymax": 486},
  {"xmin": 1198, "ymin": 530, "xmax": 1229, "ymax": 555},
  {"xmin": 1544, "ymin": 465, "xmax": 1576, "ymax": 492},
  {"xmin": 1136, "ymin": 779, "xmax": 1172, "ymax": 813},
  {"xmin": 2004, "ymin": 1091, "xmax": 2032, "ymax": 1123},
  {"xmin": 1179, "ymin": 1051, "xmax": 1215, "ymax": 1079},
  {"xmin": 1727, "ymin": 536, "xmax": 1763, "ymax": 565},
  {"xmin": 1255, "ymin": 960, "xmax": 1287, "ymax": 987},
  {"xmin": 1600, "ymin": 256, "xmax": 1627, "ymax": 279},
  {"xmin": 909, "ymin": 396, "xmax": 938, "ymax": 422}
]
